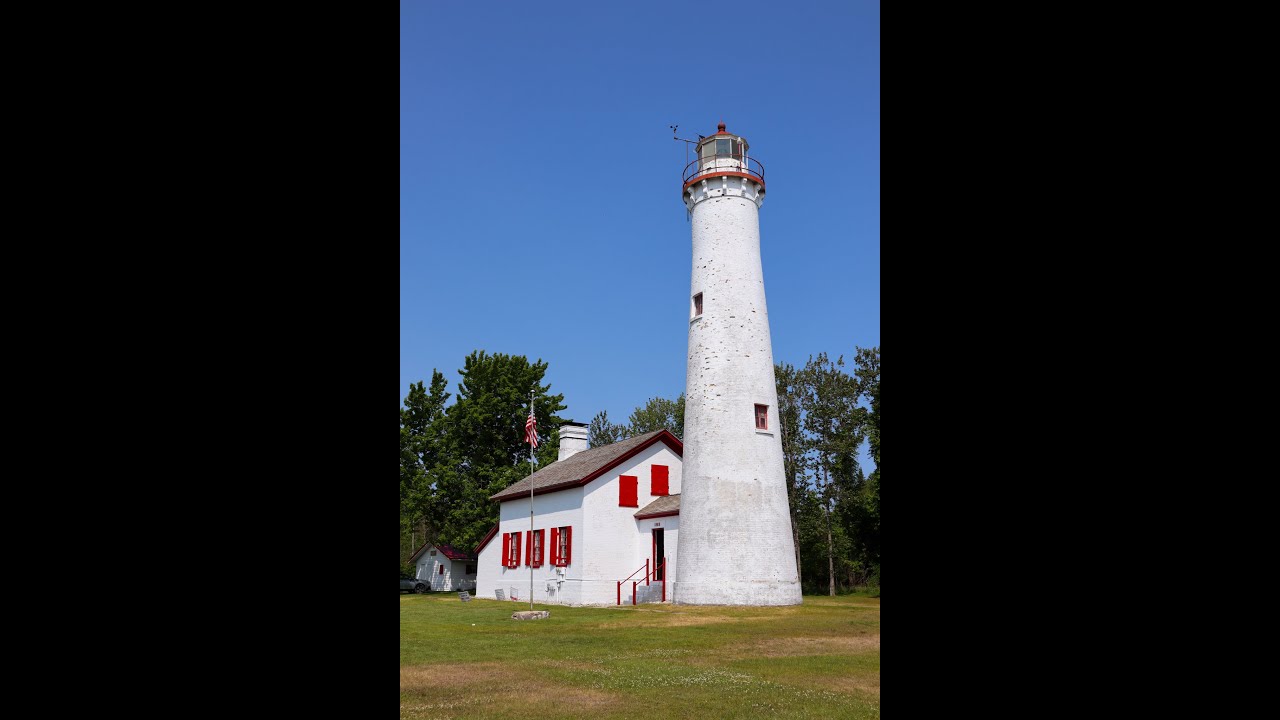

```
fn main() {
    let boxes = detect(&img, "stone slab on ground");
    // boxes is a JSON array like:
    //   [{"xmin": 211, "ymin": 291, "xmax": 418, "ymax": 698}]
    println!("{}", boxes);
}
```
[{"xmin": 512, "ymin": 611, "xmax": 550, "ymax": 620}]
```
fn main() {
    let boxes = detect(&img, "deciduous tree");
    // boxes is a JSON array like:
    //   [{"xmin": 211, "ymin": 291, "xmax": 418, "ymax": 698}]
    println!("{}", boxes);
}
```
[{"xmin": 626, "ymin": 394, "xmax": 685, "ymax": 439}]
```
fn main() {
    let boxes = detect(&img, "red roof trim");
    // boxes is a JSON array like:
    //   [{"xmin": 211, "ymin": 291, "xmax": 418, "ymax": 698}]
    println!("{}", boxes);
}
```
[
  {"xmin": 409, "ymin": 542, "xmax": 476, "ymax": 563},
  {"xmin": 492, "ymin": 430, "xmax": 684, "ymax": 503},
  {"xmin": 474, "ymin": 523, "xmax": 500, "ymax": 554},
  {"xmin": 634, "ymin": 509, "xmax": 680, "ymax": 520}
]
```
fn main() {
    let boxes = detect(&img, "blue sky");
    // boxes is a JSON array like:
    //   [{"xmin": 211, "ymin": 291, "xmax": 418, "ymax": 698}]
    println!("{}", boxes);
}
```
[{"xmin": 401, "ymin": 1, "xmax": 879, "ymax": 445}]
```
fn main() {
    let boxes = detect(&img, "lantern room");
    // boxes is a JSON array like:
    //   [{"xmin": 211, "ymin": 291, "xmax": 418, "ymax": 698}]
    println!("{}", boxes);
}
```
[{"xmin": 682, "ymin": 122, "xmax": 765, "ymax": 193}]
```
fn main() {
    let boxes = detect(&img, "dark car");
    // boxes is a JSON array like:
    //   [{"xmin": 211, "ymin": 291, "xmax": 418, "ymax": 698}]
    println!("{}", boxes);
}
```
[{"xmin": 400, "ymin": 575, "xmax": 428, "ymax": 593}]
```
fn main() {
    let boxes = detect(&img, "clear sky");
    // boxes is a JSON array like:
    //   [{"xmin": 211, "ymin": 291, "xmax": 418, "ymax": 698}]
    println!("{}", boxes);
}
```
[{"xmin": 401, "ymin": 1, "xmax": 879, "ymax": 438}]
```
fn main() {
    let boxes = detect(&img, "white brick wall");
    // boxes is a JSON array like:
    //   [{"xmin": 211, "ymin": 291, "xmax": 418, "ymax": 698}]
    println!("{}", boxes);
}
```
[{"xmin": 676, "ymin": 175, "xmax": 802, "ymax": 606}]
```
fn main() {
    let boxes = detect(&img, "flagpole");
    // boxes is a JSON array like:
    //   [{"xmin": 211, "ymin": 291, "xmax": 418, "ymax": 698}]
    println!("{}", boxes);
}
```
[{"xmin": 529, "ymin": 389, "xmax": 535, "ymax": 611}]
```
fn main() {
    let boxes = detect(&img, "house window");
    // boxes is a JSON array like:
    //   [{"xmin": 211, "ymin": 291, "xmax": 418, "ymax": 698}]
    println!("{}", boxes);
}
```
[
  {"xmin": 429, "ymin": 550, "xmax": 436, "ymax": 556},
  {"xmin": 693, "ymin": 293, "xmax": 703, "ymax": 317},
  {"xmin": 438, "ymin": 565, "xmax": 444, "ymax": 575},
  {"xmin": 551, "ymin": 526, "xmax": 572, "ymax": 566},
  {"xmin": 501, "ymin": 532, "xmax": 521, "ymax": 568},
  {"xmin": 755, "ymin": 404, "xmax": 768, "ymax": 430},
  {"xmin": 465, "ymin": 563, "xmax": 476, "ymax": 575},
  {"xmin": 620, "ymin": 475, "xmax": 638, "ymax": 507},
  {"xmin": 651, "ymin": 465, "xmax": 669, "ymax": 496},
  {"xmin": 526, "ymin": 529, "xmax": 545, "ymax": 567}
]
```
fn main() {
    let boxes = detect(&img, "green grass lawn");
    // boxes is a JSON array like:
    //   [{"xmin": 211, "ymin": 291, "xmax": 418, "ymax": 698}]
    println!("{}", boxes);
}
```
[{"xmin": 400, "ymin": 594, "xmax": 880, "ymax": 719}]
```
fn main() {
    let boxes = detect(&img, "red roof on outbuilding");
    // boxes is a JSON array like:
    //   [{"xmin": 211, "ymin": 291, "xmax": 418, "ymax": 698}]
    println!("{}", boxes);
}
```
[{"xmin": 409, "ymin": 542, "xmax": 477, "ymax": 563}]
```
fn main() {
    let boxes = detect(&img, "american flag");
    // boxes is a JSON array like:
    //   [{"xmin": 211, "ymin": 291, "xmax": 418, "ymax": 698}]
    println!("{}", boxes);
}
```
[{"xmin": 525, "ymin": 410, "xmax": 539, "ymax": 448}]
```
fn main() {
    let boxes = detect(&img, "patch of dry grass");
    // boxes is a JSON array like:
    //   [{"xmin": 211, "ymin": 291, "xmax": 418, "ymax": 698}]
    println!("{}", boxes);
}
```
[
  {"xmin": 400, "ymin": 594, "xmax": 880, "ymax": 719},
  {"xmin": 720, "ymin": 634, "xmax": 881, "ymax": 658}
]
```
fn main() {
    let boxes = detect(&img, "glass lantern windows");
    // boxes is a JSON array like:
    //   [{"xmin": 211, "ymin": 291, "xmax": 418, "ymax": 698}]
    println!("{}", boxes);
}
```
[{"xmin": 702, "ymin": 138, "xmax": 744, "ymax": 160}]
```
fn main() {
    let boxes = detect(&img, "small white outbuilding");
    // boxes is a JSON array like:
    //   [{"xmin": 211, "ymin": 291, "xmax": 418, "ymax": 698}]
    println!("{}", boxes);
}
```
[{"xmin": 409, "ymin": 542, "xmax": 477, "ymax": 591}]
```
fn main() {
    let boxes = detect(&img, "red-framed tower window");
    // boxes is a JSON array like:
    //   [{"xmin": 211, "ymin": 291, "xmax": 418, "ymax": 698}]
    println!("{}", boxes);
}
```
[{"xmin": 755, "ymin": 404, "xmax": 768, "ymax": 430}]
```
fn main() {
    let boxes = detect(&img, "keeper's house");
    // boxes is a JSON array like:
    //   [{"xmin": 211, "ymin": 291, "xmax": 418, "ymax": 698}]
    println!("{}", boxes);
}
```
[{"xmin": 475, "ymin": 424, "xmax": 682, "ymax": 605}]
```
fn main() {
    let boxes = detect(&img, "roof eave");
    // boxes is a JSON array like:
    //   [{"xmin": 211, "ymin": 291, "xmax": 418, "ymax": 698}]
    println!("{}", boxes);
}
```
[
  {"xmin": 490, "ymin": 430, "xmax": 684, "ymax": 503},
  {"xmin": 634, "ymin": 510, "xmax": 680, "ymax": 520}
]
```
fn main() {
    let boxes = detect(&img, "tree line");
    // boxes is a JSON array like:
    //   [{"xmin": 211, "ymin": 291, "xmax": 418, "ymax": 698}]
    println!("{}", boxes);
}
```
[
  {"xmin": 776, "ymin": 348, "xmax": 879, "ymax": 595},
  {"xmin": 400, "ymin": 351, "xmax": 566, "ymax": 569},
  {"xmin": 400, "ymin": 347, "xmax": 879, "ymax": 595}
]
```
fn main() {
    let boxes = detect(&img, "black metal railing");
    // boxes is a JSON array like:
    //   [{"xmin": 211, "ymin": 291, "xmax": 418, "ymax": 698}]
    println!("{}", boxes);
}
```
[{"xmin": 682, "ymin": 153, "xmax": 765, "ymax": 185}]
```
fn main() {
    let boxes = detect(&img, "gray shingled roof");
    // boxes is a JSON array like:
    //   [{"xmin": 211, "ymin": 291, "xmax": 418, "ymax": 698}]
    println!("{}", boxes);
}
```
[
  {"xmin": 635, "ymin": 494, "xmax": 680, "ymax": 517},
  {"xmin": 490, "ymin": 429, "xmax": 678, "ymax": 502}
]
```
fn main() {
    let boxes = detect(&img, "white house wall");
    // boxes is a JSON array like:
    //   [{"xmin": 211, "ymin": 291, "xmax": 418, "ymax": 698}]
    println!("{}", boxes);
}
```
[
  {"xmin": 477, "ymin": 487, "xmax": 585, "ymax": 605},
  {"xmin": 580, "ymin": 442, "xmax": 682, "ymax": 605}
]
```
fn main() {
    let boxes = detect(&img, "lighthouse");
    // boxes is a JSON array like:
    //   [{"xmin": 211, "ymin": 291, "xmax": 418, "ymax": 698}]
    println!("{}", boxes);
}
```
[{"xmin": 673, "ymin": 123, "xmax": 802, "ymax": 606}]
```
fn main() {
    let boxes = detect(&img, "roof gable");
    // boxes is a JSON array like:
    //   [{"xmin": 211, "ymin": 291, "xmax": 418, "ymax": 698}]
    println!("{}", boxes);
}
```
[
  {"xmin": 408, "ymin": 542, "xmax": 477, "ymax": 563},
  {"xmin": 490, "ymin": 429, "xmax": 683, "ymax": 502}
]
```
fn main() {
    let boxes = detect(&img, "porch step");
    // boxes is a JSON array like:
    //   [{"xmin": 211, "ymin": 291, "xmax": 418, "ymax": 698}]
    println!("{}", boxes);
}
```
[{"xmin": 634, "ymin": 583, "xmax": 665, "ymax": 604}]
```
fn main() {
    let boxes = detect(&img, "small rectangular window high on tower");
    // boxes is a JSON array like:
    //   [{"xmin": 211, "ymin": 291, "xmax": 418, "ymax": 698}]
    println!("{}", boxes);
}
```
[
  {"xmin": 755, "ymin": 404, "xmax": 768, "ymax": 430},
  {"xmin": 693, "ymin": 293, "xmax": 703, "ymax": 317}
]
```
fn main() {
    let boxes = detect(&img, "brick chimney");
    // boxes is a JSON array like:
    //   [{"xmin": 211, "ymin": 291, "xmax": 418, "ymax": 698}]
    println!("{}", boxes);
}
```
[{"xmin": 557, "ymin": 421, "xmax": 589, "ymax": 461}]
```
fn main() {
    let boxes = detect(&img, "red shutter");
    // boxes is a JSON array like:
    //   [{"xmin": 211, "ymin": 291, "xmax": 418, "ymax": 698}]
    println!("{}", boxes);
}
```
[
  {"xmin": 501, "ymin": 533, "xmax": 510, "ymax": 568},
  {"xmin": 651, "ymin": 465, "xmax": 669, "ymax": 496},
  {"xmin": 550, "ymin": 527, "xmax": 560, "ymax": 566},
  {"xmin": 524, "ymin": 531, "xmax": 531, "ymax": 567},
  {"xmin": 514, "ymin": 533, "xmax": 521, "ymax": 567},
  {"xmin": 565, "ymin": 526, "xmax": 572, "ymax": 565},
  {"xmin": 620, "ymin": 475, "xmax": 638, "ymax": 507}
]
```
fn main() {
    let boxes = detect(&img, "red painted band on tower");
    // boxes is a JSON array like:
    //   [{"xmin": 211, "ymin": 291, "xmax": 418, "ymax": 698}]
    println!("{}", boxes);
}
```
[{"xmin": 682, "ymin": 171, "xmax": 766, "ymax": 193}]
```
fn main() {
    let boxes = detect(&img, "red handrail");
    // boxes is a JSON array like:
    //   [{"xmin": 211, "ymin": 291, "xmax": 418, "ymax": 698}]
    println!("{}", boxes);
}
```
[
  {"xmin": 616, "ymin": 557, "xmax": 669, "ymax": 605},
  {"xmin": 617, "ymin": 559, "xmax": 648, "ymax": 606}
]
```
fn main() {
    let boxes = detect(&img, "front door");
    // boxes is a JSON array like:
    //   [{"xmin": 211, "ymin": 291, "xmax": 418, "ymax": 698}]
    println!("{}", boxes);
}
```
[{"xmin": 653, "ymin": 529, "xmax": 665, "ymax": 581}]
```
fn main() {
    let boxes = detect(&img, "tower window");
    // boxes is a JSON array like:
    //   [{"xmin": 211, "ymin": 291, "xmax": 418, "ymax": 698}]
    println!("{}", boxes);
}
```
[
  {"xmin": 693, "ymin": 293, "xmax": 703, "ymax": 317},
  {"xmin": 754, "ymin": 404, "xmax": 768, "ymax": 430}
]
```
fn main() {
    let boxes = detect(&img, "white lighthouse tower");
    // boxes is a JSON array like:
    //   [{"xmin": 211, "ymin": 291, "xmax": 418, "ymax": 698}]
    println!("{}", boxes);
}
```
[{"xmin": 674, "ymin": 123, "xmax": 802, "ymax": 606}]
